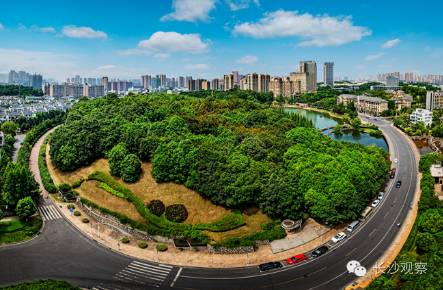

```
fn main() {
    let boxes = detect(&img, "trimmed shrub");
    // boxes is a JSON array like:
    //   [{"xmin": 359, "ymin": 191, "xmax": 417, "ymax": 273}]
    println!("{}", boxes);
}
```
[
  {"xmin": 98, "ymin": 182, "xmax": 126, "ymax": 199},
  {"xmin": 67, "ymin": 204, "xmax": 75, "ymax": 210},
  {"xmin": 81, "ymin": 218, "xmax": 89, "ymax": 223},
  {"xmin": 156, "ymin": 243, "xmax": 168, "ymax": 252},
  {"xmin": 138, "ymin": 241, "xmax": 148, "ymax": 249},
  {"xmin": 165, "ymin": 204, "xmax": 188, "ymax": 223},
  {"xmin": 121, "ymin": 236, "xmax": 130, "ymax": 244},
  {"xmin": 148, "ymin": 200, "xmax": 165, "ymax": 216},
  {"xmin": 74, "ymin": 211, "xmax": 81, "ymax": 216},
  {"xmin": 72, "ymin": 178, "xmax": 84, "ymax": 188},
  {"xmin": 58, "ymin": 183, "xmax": 72, "ymax": 193}
]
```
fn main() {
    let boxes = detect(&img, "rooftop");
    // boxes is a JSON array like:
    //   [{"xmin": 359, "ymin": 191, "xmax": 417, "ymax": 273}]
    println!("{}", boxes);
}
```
[{"xmin": 430, "ymin": 164, "xmax": 443, "ymax": 177}]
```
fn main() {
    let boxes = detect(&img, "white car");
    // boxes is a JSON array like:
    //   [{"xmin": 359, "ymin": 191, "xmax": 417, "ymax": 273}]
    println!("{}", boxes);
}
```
[
  {"xmin": 378, "ymin": 192, "xmax": 385, "ymax": 200},
  {"xmin": 394, "ymin": 158, "xmax": 398, "ymax": 164},
  {"xmin": 371, "ymin": 199, "xmax": 381, "ymax": 207},
  {"xmin": 331, "ymin": 232, "xmax": 347, "ymax": 243}
]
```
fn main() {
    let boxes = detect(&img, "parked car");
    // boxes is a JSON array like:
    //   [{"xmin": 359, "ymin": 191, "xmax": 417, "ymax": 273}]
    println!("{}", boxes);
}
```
[
  {"xmin": 396, "ymin": 180, "xmax": 402, "ymax": 188},
  {"xmin": 371, "ymin": 199, "xmax": 381, "ymax": 207},
  {"xmin": 394, "ymin": 158, "xmax": 398, "ymax": 164},
  {"xmin": 331, "ymin": 232, "xmax": 347, "ymax": 243},
  {"xmin": 258, "ymin": 262, "xmax": 283, "ymax": 272},
  {"xmin": 287, "ymin": 254, "xmax": 306, "ymax": 265},
  {"xmin": 346, "ymin": 220, "xmax": 360, "ymax": 232},
  {"xmin": 390, "ymin": 168, "xmax": 396, "ymax": 179},
  {"xmin": 378, "ymin": 192, "xmax": 385, "ymax": 200},
  {"xmin": 311, "ymin": 246, "xmax": 329, "ymax": 258}
]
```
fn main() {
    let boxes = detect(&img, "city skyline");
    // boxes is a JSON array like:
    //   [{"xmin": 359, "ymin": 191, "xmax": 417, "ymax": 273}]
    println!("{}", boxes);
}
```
[{"xmin": 0, "ymin": 0, "xmax": 443, "ymax": 81}]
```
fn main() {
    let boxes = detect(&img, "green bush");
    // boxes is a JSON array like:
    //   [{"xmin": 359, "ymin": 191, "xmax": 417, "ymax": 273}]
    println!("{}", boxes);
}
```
[
  {"xmin": 121, "ymin": 236, "xmax": 130, "ymax": 244},
  {"xmin": 67, "ymin": 204, "xmax": 75, "ymax": 210},
  {"xmin": 165, "ymin": 204, "xmax": 188, "ymax": 223},
  {"xmin": 73, "ymin": 211, "xmax": 81, "ymax": 216},
  {"xmin": 121, "ymin": 154, "xmax": 142, "ymax": 183},
  {"xmin": 147, "ymin": 200, "xmax": 165, "ymax": 216},
  {"xmin": 81, "ymin": 218, "xmax": 89, "ymax": 223},
  {"xmin": 38, "ymin": 139, "xmax": 57, "ymax": 193},
  {"xmin": 138, "ymin": 241, "xmax": 148, "ymax": 249},
  {"xmin": 72, "ymin": 178, "xmax": 84, "ymax": 189},
  {"xmin": 156, "ymin": 243, "xmax": 168, "ymax": 251},
  {"xmin": 58, "ymin": 183, "xmax": 72, "ymax": 193},
  {"xmin": 0, "ymin": 279, "xmax": 79, "ymax": 290},
  {"xmin": 98, "ymin": 182, "xmax": 127, "ymax": 199}
]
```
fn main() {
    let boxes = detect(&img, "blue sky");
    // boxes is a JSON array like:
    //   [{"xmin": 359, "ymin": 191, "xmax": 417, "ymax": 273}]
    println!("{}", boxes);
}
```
[{"xmin": 0, "ymin": 0, "xmax": 442, "ymax": 81}]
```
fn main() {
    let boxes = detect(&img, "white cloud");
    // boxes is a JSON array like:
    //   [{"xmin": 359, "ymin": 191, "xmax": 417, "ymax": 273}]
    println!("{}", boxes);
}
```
[
  {"xmin": 62, "ymin": 25, "xmax": 107, "ymax": 39},
  {"xmin": 117, "ymin": 48, "xmax": 152, "ymax": 56},
  {"xmin": 162, "ymin": 0, "xmax": 216, "ymax": 22},
  {"xmin": 138, "ymin": 31, "xmax": 209, "ymax": 54},
  {"xmin": 185, "ymin": 63, "xmax": 209, "ymax": 70},
  {"xmin": 365, "ymin": 53, "xmax": 385, "ymax": 61},
  {"xmin": 0, "ymin": 23, "xmax": 4, "ymax": 30},
  {"xmin": 233, "ymin": 10, "xmax": 371, "ymax": 47},
  {"xmin": 226, "ymin": 0, "xmax": 259, "ymax": 11},
  {"xmin": 97, "ymin": 64, "xmax": 116, "ymax": 70},
  {"xmin": 237, "ymin": 55, "xmax": 258, "ymax": 65},
  {"xmin": 31, "ymin": 25, "xmax": 56, "ymax": 33},
  {"xmin": 382, "ymin": 38, "xmax": 400, "ymax": 49}
]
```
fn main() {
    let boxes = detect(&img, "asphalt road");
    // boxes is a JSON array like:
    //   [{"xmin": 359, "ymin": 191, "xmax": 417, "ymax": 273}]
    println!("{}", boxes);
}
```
[{"xmin": 0, "ymin": 119, "xmax": 418, "ymax": 290}]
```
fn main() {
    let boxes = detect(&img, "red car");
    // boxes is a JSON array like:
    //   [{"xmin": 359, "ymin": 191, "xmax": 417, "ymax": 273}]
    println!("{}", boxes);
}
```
[{"xmin": 286, "ymin": 254, "xmax": 306, "ymax": 264}]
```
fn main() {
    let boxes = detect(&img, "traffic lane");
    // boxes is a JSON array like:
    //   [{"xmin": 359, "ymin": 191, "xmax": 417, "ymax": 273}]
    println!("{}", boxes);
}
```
[{"xmin": 0, "ymin": 219, "xmax": 130, "ymax": 287}]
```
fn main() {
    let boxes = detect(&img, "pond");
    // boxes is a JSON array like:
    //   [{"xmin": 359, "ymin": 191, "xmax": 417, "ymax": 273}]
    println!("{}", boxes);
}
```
[{"xmin": 285, "ymin": 108, "xmax": 388, "ymax": 151}]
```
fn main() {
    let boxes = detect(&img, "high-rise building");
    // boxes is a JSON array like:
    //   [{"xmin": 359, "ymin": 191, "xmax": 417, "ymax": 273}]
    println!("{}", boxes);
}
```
[
  {"xmin": 179, "ymin": 76, "xmax": 185, "ymax": 88},
  {"xmin": 258, "ymin": 74, "xmax": 270, "ymax": 93},
  {"xmin": 49, "ymin": 84, "xmax": 65, "ymax": 98},
  {"xmin": 300, "ymin": 61, "xmax": 317, "ymax": 92},
  {"xmin": 386, "ymin": 75, "xmax": 400, "ymax": 87},
  {"xmin": 323, "ymin": 62, "xmax": 334, "ymax": 87},
  {"xmin": 232, "ymin": 71, "xmax": 240, "ymax": 86},
  {"xmin": 185, "ymin": 76, "xmax": 193, "ymax": 89},
  {"xmin": 83, "ymin": 84, "xmax": 104, "ymax": 98},
  {"xmin": 426, "ymin": 91, "xmax": 443, "ymax": 111},
  {"xmin": 30, "ymin": 74, "xmax": 43, "ymax": 89},
  {"xmin": 224, "ymin": 74, "xmax": 235, "ymax": 91},
  {"xmin": 211, "ymin": 78, "xmax": 220, "ymax": 91},
  {"xmin": 102, "ymin": 77, "xmax": 109, "ymax": 94},
  {"xmin": 141, "ymin": 75, "xmax": 151, "ymax": 90},
  {"xmin": 159, "ymin": 74, "xmax": 166, "ymax": 87}
]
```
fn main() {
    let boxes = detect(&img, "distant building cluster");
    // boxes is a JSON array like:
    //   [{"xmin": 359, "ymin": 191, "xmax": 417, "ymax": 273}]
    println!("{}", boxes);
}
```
[
  {"xmin": 8, "ymin": 70, "xmax": 43, "ymax": 89},
  {"xmin": 337, "ymin": 94, "xmax": 388, "ymax": 116},
  {"xmin": 377, "ymin": 72, "xmax": 443, "ymax": 85}
]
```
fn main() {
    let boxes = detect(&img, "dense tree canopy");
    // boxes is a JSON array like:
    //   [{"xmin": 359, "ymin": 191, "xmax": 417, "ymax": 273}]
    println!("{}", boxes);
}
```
[
  {"xmin": 50, "ymin": 93, "xmax": 388, "ymax": 225},
  {"xmin": 0, "ymin": 84, "xmax": 43, "ymax": 96}
]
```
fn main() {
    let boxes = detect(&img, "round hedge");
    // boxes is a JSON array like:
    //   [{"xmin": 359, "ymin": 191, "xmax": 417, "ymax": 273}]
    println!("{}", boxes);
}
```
[
  {"xmin": 156, "ymin": 243, "xmax": 168, "ymax": 252},
  {"xmin": 121, "ymin": 236, "xmax": 130, "ymax": 244},
  {"xmin": 138, "ymin": 241, "xmax": 148, "ymax": 249},
  {"xmin": 148, "ymin": 200, "xmax": 165, "ymax": 216},
  {"xmin": 165, "ymin": 204, "xmax": 188, "ymax": 223}
]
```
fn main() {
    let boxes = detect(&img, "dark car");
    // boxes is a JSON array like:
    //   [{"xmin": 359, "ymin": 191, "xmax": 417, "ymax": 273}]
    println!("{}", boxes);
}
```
[
  {"xmin": 390, "ymin": 168, "xmax": 396, "ymax": 179},
  {"xmin": 396, "ymin": 180, "xmax": 402, "ymax": 188},
  {"xmin": 311, "ymin": 246, "xmax": 329, "ymax": 258},
  {"xmin": 258, "ymin": 262, "xmax": 283, "ymax": 272}
]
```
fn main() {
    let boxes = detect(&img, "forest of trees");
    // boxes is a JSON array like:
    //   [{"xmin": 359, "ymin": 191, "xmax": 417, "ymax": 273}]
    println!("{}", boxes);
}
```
[
  {"xmin": 50, "ymin": 92, "xmax": 389, "ymax": 225},
  {"xmin": 0, "ymin": 85, "xmax": 43, "ymax": 96}
]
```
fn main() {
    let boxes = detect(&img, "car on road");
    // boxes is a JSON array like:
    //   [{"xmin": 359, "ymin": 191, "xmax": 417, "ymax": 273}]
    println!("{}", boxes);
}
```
[
  {"xmin": 287, "ymin": 254, "xmax": 306, "ymax": 265},
  {"xmin": 258, "ymin": 262, "xmax": 283, "ymax": 272},
  {"xmin": 396, "ymin": 180, "xmax": 402, "ymax": 188},
  {"xmin": 394, "ymin": 158, "xmax": 398, "ymax": 164},
  {"xmin": 378, "ymin": 192, "xmax": 384, "ymax": 200},
  {"xmin": 331, "ymin": 232, "xmax": 347, "ymax": 243},
  {"xmin": 371, "ymin": 199, "xmax": 381, "ymax": 207},
  {"xmin": 390, "ymin": 168, "xmax": 396, "ymax": 179},
  {"xmin": 346, "ymin": 220, "xmax": 360, "ymax": 232},
  {"xmin": 311, "ymin": 246, "xmax": 329, "ymax": 258}
]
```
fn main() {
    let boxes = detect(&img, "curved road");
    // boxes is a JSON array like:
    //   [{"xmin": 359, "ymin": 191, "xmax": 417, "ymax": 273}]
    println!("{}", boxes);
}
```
[{"xmin": 0, "ymin": 119, "xmax": 418, "ymax": 290}]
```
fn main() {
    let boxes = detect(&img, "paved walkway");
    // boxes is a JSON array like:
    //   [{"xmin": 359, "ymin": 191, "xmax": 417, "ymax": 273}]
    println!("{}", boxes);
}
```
[{"xmin": 12, "ymin": 133, "xmax": 25, "ymax": 162}]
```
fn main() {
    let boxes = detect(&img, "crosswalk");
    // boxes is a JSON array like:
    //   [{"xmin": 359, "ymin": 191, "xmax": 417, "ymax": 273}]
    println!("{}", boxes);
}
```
[
  {"xmin": 38, "ymin": 204, "xmax": 62, "ymax": 221},
  {"xmin": 113, "ymin": 261, "xmax": 173, "ymax": 287}
]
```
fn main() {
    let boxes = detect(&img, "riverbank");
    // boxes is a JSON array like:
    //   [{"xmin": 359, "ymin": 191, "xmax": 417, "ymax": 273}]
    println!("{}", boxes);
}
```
[{"xmin": 283, "ymin": 103, "xmax": 345, "ymax": 122}]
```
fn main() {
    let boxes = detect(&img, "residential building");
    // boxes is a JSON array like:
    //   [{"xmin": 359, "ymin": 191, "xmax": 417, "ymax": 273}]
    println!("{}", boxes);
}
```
[
  {"xmin": 410, "ymin": 108, "xmax": 433, "ymax": 126},
  {"xmin": 49, "ymin": 84, "xmax": 65, "ymax": 98},
  {"xmin": 201, "ymin": 80, "xmax": 210, "ymax": 90},
  {"xmin": 83, "ymin": 84, "xmax": 104, "ymax": 98},
  {"xmin": 179, "ymin": 76, "xmax": 185, "ymax": 88},
  {"xmin": 232, "ymin": 71, "xmax": 240, "ymax": 86},
  {"xmin": 269, "ymin": 77, "xmax": 283, "ymax": 98},
  {"xmin": 426, "ymin": 91, "xmax": 443, "ymax": 110},
  {"xmin": 258, "ymin": 74, "xmax": 270, "ymax": 93},
  {"xmin": 211, "ymin": 78, "xmax": 220, "ymax": 91},
  {"xmin": 141, "ymin": 75, "xmax": 151, "ymax": 90},
  {"xmin": 185, "ymin": 76, "xmax": 192, "ymax": 89},
  {"xmin": 159, "ymin": 74, "xmax": 166, "ymax": 87},
  {"xmin": 299, "ymin": 61, "xmax": 317, "ymax": 92},
  {"xmin": 391, "ymin": 91, "xmax": 413, "ymax": 110},
  {"xmin": 107, "ymin": 81, "xmax": 133, "ymax": 94},
  {"xmin": 102, "ymin": 77, "xmax": 109, "ymax": 94},
  {"xmin": 289, "ymin": 72, "xmax": 308, "ymax": 94},
  {"xmin": 337, "ymin": 94, "xmax": 388, "ymax": 116},
  {"xmin": 224, "ymin": 74, "xmax": 235, "ymax": 91},
  {"xmin": 323, "ymin": 62, "xmax": 334, "ymax": 87}
]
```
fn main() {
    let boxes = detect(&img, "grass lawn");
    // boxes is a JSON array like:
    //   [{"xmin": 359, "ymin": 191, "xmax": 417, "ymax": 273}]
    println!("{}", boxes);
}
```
[
  {"xmin": 0, "ymin": 216, "xmax": 42, "ymax": 244},
  {"xmin": 47, "ymin": 146, "xmax": 272, "ymax": 241},
  {"xmin": 0, "ymin": 279, "xmax": 79, "ymax": 290}
]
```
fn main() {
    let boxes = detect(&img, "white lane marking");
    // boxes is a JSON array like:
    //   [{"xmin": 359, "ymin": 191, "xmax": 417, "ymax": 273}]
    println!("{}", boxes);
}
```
[
  {"xmin": 369, "ymin": 229, "xmax": 377, "ymax": 237},
  {"xmin": 132, "ymin": 260, "xmax": 173, "ymax": 269},
  {"xmin": 43, "ymin": 206, "xmax": 54, "ymax": 220},
  {"xmin": 47, "ymin": 205, "xmax": 61, "ymax": 218},
  {"xmin": 170, "ymin": 267, "xmax": 183, "ymax": 287},
  {"xmin": 126, "ymin": 265, "xmax": 169, "ymax": 277},
  {"xmin": 114, "ymin": 261, "xmax": 173, "ymax": 286}
]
